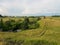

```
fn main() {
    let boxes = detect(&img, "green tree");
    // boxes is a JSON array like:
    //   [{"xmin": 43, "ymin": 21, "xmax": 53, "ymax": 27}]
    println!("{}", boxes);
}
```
[
  {"xmin": 29, "ymin": 20, "xmax": 39, "ymax": 29},
  {"xmin": 2, "ymin": 19, "xmax": 16, "ymax": 31},
  {"xmin": 0, "ymin": 18, "xmax": 8, "ymax": 31},
  {"xmin": 22, "ymin": 17, "xmax": 29, "ymax": 30},
  {"xmin": 0, "ymin": 18, "xmax": 3, "ymax": 31},
  {"xmin": 12, "ymin": 21, "xmax": 22, "ymax": 32},
  {"xmin": 37, "ymin": 17, "xmax": 41, "ymax": 21},
  {"xmin": 0, "ymin": 14, "xmax": 3, "ymax": 17}
]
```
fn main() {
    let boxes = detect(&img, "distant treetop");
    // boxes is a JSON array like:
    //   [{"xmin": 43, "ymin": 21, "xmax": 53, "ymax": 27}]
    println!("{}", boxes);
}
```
[{"xmin": 0, "ymin": 14, "xmax": 3, "ymax": 17}]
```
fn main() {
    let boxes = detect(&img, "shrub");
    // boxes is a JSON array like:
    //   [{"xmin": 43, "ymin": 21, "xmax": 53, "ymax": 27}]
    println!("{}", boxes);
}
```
[
  {"xmin": 21, "ymin": 17, "xmax": 29, "ymax": 30},
  {"xmin": 0, "ymin": 17, "xmax": 40, "ymax": 32}
]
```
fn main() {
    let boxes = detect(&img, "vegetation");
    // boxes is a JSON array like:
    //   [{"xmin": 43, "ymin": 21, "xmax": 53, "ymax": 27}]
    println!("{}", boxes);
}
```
[
  {"xmin": 52, "ymin": 15, "xmax": 60, "ymax": 17},
  {"xmin": 3, "ymin": 38, "xmax": 57, "ymax": 45},
  {"xmin": 0, "ymin": 17, "xmax": 39, "ymax": 32},
  {"xmin": 0, "ymin": 16, "xmax": 60, "ymax": 45}
]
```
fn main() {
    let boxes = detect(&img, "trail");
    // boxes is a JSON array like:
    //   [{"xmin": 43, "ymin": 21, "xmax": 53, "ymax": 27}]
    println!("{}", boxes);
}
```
[{"xmin": 39, "ymin": 20, "xmax": 48, "ymax": 37}]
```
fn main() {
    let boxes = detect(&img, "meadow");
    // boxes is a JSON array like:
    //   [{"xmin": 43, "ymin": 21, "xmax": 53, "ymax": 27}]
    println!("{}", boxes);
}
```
[{"xmin": 0, "ymin": 16, "xmax": 60, "ymax": 45}]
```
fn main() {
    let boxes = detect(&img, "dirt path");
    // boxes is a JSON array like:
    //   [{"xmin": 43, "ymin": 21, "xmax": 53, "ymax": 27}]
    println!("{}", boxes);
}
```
[{"xmin": 39, "ymin": 21, "xmax": 48, "ymax": 37}]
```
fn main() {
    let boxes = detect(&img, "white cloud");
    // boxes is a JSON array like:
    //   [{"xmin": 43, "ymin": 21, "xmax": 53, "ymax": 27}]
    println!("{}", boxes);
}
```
[
  {"xmin": 22, "ymin": 0, "xmax": 56, "ymax": 14},
  {"xmin": 0, "ymin": 0, "xmax": 60, "ymax": 16},
  {"xmin": 0, "ymin": 7, "xmax": 8, "ymax": 15}
]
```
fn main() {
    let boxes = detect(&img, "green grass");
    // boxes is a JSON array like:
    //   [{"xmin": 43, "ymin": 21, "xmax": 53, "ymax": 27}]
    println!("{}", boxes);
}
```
[{"xmin": 0, "ymin": 17, "xmax": 60, "ymax": 45}]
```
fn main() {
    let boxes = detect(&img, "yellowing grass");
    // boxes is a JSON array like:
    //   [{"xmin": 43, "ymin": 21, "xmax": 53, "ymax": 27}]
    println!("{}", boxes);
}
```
[{"xmin": 0, "ymin": 17, "xmax": 60, "ymax": 45}]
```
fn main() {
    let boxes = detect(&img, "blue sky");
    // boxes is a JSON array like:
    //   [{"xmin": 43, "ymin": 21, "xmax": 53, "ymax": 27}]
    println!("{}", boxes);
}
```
[{"xmin": 0, "ymin": 0, "xmax": 60, "ymax": 16}]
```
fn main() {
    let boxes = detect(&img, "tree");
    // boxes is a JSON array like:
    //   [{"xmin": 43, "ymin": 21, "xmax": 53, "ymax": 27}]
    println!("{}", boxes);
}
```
[
  {"xmin": 0, "ymin": 18, "xmax": 3, "ymax": 28},
  {"xmin": 29, "ymin": 20, "xmax": 39, "ymax": 29},
  {"xmin": 0, "ymin": 14, "xmax": 3, "ymax": 17},
  {"xmin": 0, "ymin": 18, "xmax": 7, "ymax": 31},
  {"xmin": 44, "ymin": 16, "xmax": 46, "ymax": 19},
  {"xmin": 2, "ymin": 19, "xmax": 16, "ymax": 31},
  {"xmin": 12, "ymin": 22, "xmax": 22, "ymax": 32},
  {"xmin": 22, "ymin": 17, "xmax": 29, "ymax": 30},
  {"xmin": 37, "ymin": 17, "xmax": 41, "ymax": 21}
]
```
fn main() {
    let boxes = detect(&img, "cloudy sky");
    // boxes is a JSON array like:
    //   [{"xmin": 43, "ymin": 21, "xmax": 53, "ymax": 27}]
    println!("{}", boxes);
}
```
[{"xmin": 0, "ymin": 0, "xmax": 60, "ymax": 16}]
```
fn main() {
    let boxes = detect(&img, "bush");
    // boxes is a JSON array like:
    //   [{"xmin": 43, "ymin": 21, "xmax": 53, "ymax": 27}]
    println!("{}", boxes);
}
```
[
  {"xmin": 0, "ymin": 17, "xmax": 40, "ymax": 32},
  {"xmin": 21, "ymin": 17, "xmax": 29, "ymax": 30}
]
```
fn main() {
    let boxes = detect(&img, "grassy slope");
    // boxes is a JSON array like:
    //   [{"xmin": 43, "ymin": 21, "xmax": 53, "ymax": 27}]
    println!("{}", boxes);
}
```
[{"xmin": 0, "ymin": 17, "xmax": 60, "ymax": 45}]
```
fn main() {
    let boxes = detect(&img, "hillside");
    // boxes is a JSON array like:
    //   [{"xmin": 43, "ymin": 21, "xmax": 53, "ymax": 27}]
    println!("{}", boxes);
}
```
[{"xmin": 0, "ymin": 17, "xmax": 60, "ymax": 45}]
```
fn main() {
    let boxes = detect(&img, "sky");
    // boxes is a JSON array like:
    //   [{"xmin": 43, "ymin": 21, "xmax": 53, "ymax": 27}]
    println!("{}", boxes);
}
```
[{"xmin": 0, "ymin": 0, "xmax": 60, "ymax": 16}]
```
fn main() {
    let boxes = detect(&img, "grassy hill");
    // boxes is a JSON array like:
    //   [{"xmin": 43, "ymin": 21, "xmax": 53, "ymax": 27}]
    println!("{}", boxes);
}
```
[{"xmin": 0, "ymin": 17, "xmax": 60, "ymax": 45}]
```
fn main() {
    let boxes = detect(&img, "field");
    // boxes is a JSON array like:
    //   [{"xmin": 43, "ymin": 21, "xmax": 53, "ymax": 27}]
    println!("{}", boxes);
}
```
[{"xmin": 0, "ymin": 17, "xmax": 60, "ymax": 45}]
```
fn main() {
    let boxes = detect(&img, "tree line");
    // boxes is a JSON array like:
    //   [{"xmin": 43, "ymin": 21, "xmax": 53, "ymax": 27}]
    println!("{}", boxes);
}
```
[{"xmin": 0, "ymin": 17, "xmax": 40, "ymax": 32}]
